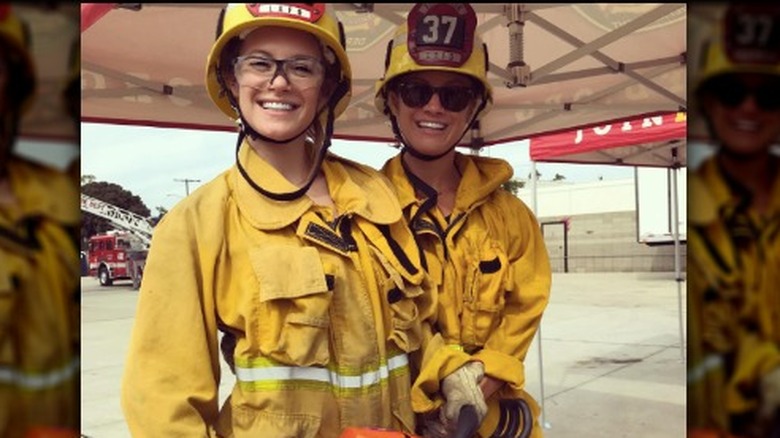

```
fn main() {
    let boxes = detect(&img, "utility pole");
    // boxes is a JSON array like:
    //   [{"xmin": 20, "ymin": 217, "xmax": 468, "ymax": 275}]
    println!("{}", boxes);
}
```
[{"xmin": 174, "ymin": 178, "xmax": 201, "ymax": 196}]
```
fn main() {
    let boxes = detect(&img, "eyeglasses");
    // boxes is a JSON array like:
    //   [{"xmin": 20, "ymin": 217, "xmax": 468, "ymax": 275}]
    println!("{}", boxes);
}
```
[
  {"xmin": 394, "ymin": 81, "xmax": 477, "ymax": 112},
  {"xmin": 706, "ymin": 75, "xmax": 780, "ymax": 112},
  {"xmin": 233, "ymin": 54, "xmax": 324, "ymax": 89}
]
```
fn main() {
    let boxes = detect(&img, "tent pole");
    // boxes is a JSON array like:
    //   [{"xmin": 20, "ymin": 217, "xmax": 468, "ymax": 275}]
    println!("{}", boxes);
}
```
[
  {"xmin": 530, "ymin": 160, "xmax": 550, "ymax": 429},
  {"xmin": 671, "ymin": 166, "xmax": 685, "ymax": 361}
]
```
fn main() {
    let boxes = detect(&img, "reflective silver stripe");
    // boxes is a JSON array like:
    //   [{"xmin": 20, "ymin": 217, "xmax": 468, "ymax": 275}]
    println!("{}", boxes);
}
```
[
  {"xmin": 228, "ymin": 3, "xmax": 313, "ymax": 20},
  {"xmin": 236, "ymin": 354, "xmax": 408, "ymax": 389},
  {"xmin": 687, "ymin": 354, "xmax": 723, "ymax": 384},
  {"xmin": 0, "ymin": 357, "xmax": 80, "ymax": 390}
]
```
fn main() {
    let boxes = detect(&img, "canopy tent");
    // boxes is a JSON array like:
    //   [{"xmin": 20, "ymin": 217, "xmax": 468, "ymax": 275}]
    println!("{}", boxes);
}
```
[
  {"xmin": 530, "ymin": 111, "xmax": 686, "ymax": 168},
  {"xmin": 80, "ymin": 3, "xmax": 687, "ymax": 429},
  {"xmin": 528, "ymin": 111, "xmax": 687, "ymax": 364},
  {"xmin": 81, "ymin": 3, "xmax": 686, "ymax": 147},
  {"xmin": 13, "ymin": 4, "xmax": 79, "ymax": 143}
]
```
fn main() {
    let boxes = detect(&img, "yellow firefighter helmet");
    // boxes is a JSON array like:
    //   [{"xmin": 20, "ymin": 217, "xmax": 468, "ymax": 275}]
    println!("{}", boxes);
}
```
[
  {"xmin": 0, "ymin": 4, "xmax": 36, "ymax": 113},
  {"xmin": 206, "ymin": 3, "xmax": 351, "ymax": 121},
  {"xmin": 694, "ymin": 4, "xmax": 780, "ymax": 93},
  {"xmin": 374, "ymin": 3, "xmax": 492, "ymax": 118}
]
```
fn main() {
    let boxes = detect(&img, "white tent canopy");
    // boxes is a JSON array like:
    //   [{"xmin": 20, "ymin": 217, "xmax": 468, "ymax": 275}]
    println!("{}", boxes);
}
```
[
  {"xmin": 530, "ymin": 111, "xmax": 686, "ymax": 167},
  {"xmin": 81, "ymin": 3, "xmax": 686, "ymax": 147}
]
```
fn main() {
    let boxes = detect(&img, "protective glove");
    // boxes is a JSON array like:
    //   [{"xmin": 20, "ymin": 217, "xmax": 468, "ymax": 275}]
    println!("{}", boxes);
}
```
[
  {"xmin": 760, "ymin": 367, "xmax": 780, "ymax": 420},
  {"xmin": 429, "ymin": 361, "xmax": 487, "ymax": 436}
]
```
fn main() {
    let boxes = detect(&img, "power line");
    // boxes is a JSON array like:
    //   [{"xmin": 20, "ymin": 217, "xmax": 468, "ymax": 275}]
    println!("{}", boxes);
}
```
[{"xmin": 174, "ymin": 178, "xmax": 201, "ymax": 196}]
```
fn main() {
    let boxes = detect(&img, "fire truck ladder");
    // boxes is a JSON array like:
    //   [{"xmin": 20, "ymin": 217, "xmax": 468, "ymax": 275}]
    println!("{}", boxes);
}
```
[{"xmin": 80, "ymin": 193, "xmax": 154, "ymax": 245}]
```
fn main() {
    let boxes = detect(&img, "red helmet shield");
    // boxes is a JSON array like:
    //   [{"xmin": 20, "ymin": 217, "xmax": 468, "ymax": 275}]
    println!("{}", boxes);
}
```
[
  {"xmin": 407, "ymin": 3, "xmax": 477, "ymax": 68},
  {"xmin": 723, "ymin": 4, "xmax": 780, "ymax": 65}
]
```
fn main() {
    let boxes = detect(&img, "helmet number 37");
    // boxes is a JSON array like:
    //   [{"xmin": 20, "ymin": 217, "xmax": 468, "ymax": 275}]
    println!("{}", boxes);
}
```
[
  {"xmin": 407, "ymin": 4, "xmax": 477, "ymax": 68},
  {"xmin": 724, "ymin": 5, "xmax": 780, "ymax": 64}
]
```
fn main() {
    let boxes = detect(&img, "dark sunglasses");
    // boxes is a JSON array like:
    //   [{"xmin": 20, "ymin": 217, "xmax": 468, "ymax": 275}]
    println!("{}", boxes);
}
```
[
  {"xmin": 705, "ymin": 75, "xmax": 780, "ymax": 111},
  {"xmin": 394, "ymin": 81, "xmax": 477, "ymax": 112}
]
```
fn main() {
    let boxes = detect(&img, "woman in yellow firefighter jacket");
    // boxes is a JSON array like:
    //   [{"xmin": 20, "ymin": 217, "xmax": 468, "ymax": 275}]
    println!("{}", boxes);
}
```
[
  {"xmin": 374, "ymin": 4, "xmax": 552, "ymax": 437},
  {"xmin": 688, "ymin": 4, "xmax": 780, "ymax": 437},
  {"xmin": 0, "ymin": 5, "xmax": 80, "ymax": 437},
  {"xmin": 121, "ymin": 4, "xmax": 474, "ymax": 437}
]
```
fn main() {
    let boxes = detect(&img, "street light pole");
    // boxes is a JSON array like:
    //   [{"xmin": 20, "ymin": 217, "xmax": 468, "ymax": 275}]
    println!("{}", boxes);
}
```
[{"xmin": 174, "ymin": 178, "xmax": 201, "ymax": 196}]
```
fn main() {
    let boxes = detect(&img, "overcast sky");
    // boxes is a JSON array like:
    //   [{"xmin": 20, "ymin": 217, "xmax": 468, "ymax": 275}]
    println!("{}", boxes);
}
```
[{"xmin": 80, "ymin": 122, "xmax": 636, "ymax": 214}]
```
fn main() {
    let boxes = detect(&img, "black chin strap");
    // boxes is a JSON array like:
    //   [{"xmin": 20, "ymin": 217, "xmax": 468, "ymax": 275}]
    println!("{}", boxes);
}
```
[
  {"xmin": 400, "ymin": 150, "xmax": 439, "ymax": 225},
  {"xmin": 390, "ymin": 116, "xmax": 452, "ymax": 161},
  {"xmin": 235, "ymin": 109, "xmax": 335, "ymax": 202},
  {"xmin": 215, "ymin": 53, "xmax": 350, "ymax": 201},
  {"xmin": 237, "ymin": 113, "xmax": 310, "ymax": 145},
  {"xmin": 230, "ymin": 74, "xmax": 349, "ymax": 202}
]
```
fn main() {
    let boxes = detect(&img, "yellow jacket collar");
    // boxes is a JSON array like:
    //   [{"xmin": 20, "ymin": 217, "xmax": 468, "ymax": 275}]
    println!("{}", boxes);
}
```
[
  {"xmin": 381, "ymin": 154, "xmax": 418, "ymax": 211},
  {"xmin": 233, "ymin": 141, "xmax": 401, "ymax": 230},
  {"xmin": 323, "ymin": 154, "xmax": 402, "ymax": 225},
  {"xmin": 382, "ymin": 153, "xmax": 513, "ymax": 213},
  {"xmin": 4, "ymin": 158, "xmax": 79, "ymax": 226},
  {"xmin": 689, "ymin": 156, "xmax": 780, "ymax": 226},
  {"xmin": 453, "ymin": 153, "xmax": 513, "ymax": 211}
]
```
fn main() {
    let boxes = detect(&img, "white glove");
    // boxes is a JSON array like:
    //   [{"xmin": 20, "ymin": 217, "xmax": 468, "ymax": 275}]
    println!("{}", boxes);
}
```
[
  {"xmin": 760, "ymin": 367, "xmax": 780, "ymax": 420},
  {"xmin": 439, "ymin": 361, "xmax": 488, "ymax": 429}
]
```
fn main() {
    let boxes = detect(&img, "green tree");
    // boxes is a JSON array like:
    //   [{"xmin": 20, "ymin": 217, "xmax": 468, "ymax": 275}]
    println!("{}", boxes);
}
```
[
  {"xmin": 150, "ymin": 206, "xmax": 169, "ymax": 227},
  {"xmin": 81, "ymin": 181, "xmax": 151, "ymax": 249},
  {"xmin": 553, "ymin": 173, "xmax": 566, "ymax": 181},
  {"xmin": 81, "ymin": 174, "xmax": 96, "ymax": 185},
  {"xmin": 501, "ymin": 179, "xmax": 525, "ymax": 196}
]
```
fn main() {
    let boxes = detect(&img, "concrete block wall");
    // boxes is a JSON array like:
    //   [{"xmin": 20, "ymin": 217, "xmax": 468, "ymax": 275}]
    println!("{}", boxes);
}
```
[{"xmin": 539, "ymin": 211, "xmax": 686, "ymax": 273}]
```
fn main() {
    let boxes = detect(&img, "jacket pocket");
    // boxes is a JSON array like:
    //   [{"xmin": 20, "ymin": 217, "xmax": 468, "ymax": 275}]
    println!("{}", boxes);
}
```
[
  {"xmin": 228, "ymin": 402, "xmax": 322, "ymax": 438},
  {"xmin": 250, "ymin": 245, "xmax": 333, "ymax": 366},
  {"xmin": 462, "ymin": 241, "xmax": 509, "ymax": 346},
  {"xmin": 370, "ymin": 247, "xmax": 424, "ymax": 352},
  {"xmin": 390, "ymin": 369, "xmax": 416, "ymax": 434}
]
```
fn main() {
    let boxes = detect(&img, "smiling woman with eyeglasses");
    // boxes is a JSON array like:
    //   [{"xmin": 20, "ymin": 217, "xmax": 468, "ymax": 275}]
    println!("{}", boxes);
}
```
[
  {"xmin": 688, "ymin": 4, "xmax": 780, "ymax": 438},
  {"xmin": 233, "ymin": 53, "xmax": 325, "ymax": 90},
  {"xmin": 374, "ymin": 4, "xmax": 551, "ymax": 438},
  {"xmin": 120, "ymin": 3, "xmax": 445, "ymax": 437}
]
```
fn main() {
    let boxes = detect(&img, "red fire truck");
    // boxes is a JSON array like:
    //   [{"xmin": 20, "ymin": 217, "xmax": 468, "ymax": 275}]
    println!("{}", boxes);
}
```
[
  {"xmin": 87, "ymin": 231, "xmax": 148, "ymax": 287},
  {"xmin": 81, "ymin": 194, "xmax": 153, "ymax": 289}
]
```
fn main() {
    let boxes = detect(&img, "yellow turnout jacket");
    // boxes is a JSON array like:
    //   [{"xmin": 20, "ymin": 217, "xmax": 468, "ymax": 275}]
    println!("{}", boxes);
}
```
[
  {"xmin": 688, "ymin": 156, "xmax": 780, "ymax": 433},
  {"xmin": 382, "ymin": 153, "xmax": 551, "ymax": 416},
  {"xmin": 0, "ymin": 159, "xmax": 80, "ymax": 437},
  {"xmin": 122, "ymin": 144, "xmax": 447, "ymax": 437}
]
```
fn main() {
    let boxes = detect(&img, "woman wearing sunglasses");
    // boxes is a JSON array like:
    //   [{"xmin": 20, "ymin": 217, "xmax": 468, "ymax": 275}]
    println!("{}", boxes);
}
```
[
  {"xmin": 688, "ymin": 4, "xmax": 780, "ymax": 438},
  {"xmin": 375, "ymin": 4, "xmax": 551, "ymax": 437},
  {"xmin": 122, "ymin": 4, "xmax": 436, "ymax": 436}
]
